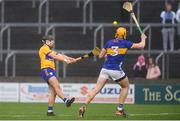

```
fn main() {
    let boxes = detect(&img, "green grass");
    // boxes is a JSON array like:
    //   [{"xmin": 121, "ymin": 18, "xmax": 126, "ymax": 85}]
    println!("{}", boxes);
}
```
[{"xmin": 0, "ymin": 103, "xmax": 180, "ymax": 120}]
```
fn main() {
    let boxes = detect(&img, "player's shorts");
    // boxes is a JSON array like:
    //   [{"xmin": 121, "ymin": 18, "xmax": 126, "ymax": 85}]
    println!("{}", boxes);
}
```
[
  {"xmin": 41, "ymin": 68, "xmax": 57, "ymax": 83},
  {"xmin": 99, "ymin": 68, "xmax": 126, "ymax": 82}
]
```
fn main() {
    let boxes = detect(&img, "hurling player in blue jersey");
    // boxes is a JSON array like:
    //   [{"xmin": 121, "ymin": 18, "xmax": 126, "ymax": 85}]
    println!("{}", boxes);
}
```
[{"xmin": 79, "ymin": 27, "xmax": 147, "ymax": 117}]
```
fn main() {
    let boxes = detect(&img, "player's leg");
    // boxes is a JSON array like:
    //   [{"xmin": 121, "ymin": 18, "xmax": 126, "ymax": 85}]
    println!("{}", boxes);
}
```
[
  {"xmin": 79, "ymin": 75, "xmax": 107, "ymax": 118},
  {"xmin": 118, "ymin": 77, "xmax": 129, "ymax": 104},
  {"xmin": 48, "ymin": 77, "xmax": 64, "ymax": 99},
  {"xmin": 108, "ymin": 69, "xmax": 129, "ymax": 116},
  {"xmin": 115, "ymin": 76, "xmax": 129, "ymax": 117},
  {"xmin": 86, "ymin": 76, "xmax": 107, "ymax": 104},
  {"xmin": 48, "ymin": 77, "xmax": 75, "ymax": 107},
  {"xmin": 47, "ymin": 85, "xmax": 56, "ymax": 116}
]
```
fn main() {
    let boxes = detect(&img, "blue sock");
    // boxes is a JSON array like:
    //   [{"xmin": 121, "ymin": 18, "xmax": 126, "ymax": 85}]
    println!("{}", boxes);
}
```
[
  {"xmin": 48, "ymin": 106, "xmax": 53, "ymax": 113},
  {"xmin": 63, "ymin": 98, "xmax": 68, "ymax": 103}
]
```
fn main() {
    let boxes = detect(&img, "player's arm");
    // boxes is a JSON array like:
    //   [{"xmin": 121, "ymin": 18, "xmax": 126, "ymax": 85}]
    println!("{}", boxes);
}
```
[
  {"xmin": 131, "ymin": 34, "xmax": 147, "ymax": 49},
  {"xmin": 99, "ymin": 41, "xmax": 108, "ymax": 59},
  {"xmin": 61, "ymin": 54, "xmax": 77, "ymax": 64},
  {"xmin": 99, "ymin": 48, "xmax": 106, "ymax": 59},
  {"xmin": 48, "ymin": 52, "xmax": 76, "ymax": 64},
  {"xmin": 60, "ymin": 54, "xmax": 75, "ymax": 61}
]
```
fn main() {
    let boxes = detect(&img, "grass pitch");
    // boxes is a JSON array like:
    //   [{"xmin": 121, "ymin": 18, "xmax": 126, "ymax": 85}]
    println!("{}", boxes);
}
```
[{"xmin": 0, "ymin": 103, "xmax": 180, "ymax": 120}]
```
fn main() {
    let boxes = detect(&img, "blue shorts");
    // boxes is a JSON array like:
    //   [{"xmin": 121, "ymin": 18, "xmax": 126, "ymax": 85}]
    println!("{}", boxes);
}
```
[{"xmin": 41, "ymin": 68, "xmax": 57, "ymax": 83}]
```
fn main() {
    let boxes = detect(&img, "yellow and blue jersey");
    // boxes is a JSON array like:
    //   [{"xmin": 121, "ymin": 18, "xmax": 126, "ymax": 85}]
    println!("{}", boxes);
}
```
[
  {"xmin": 103, "ymin": 39, "xmax": 133, "ymax": 70},
  {"xmin": 39, "ymin": 44, "xmax": 56, "ymax": 70},
  {"xmin": 39, "ymin": 44, "xmax": 58, "ymax": 82}
]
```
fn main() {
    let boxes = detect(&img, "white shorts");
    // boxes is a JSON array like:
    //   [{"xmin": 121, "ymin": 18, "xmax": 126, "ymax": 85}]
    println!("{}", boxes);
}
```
[{"xmin": 99, "ymin": 68, "xmax": 126, "ymax": 82}]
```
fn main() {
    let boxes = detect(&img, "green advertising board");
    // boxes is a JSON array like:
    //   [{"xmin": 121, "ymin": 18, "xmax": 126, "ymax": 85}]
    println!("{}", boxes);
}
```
[{"xmin": 135, "ymin": 85, "xmax": 180, "ymax": 104}]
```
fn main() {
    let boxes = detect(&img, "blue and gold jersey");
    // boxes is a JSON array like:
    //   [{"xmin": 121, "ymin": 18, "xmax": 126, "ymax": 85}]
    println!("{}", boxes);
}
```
[
  {"xmin": 103, "ymin": 39, "xmax": 133, "ymax": 70},
  {"xmin": 39, "ymin": 44, "xmax": 56, "ymax": 70}
]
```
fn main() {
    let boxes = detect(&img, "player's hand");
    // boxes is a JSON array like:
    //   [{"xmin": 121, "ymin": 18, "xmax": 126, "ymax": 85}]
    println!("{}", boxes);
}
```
[
  {"xmin": 67, "ymin": 58, "xmax": 77, "ymax": 64},
  {"xmin": 71, "ymin": 58, "xmax": 77, "ymax": 64},
  {"xmin": 64, "ymin": 59, "xmax": 70, "ymax": 64},
  {"xmin": 141, "ymin": 33, "xmax": 147, "ymax": 40}
]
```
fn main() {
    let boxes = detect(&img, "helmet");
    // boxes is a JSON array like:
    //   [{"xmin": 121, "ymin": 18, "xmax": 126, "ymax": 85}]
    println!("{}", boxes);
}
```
[
  {"xmin": 115, "ymin": 27, "xmax": 127, "ymax": 39},
  {"xmin": 42, "ymin": 35, "xmax": 54, "ymax": 42}
]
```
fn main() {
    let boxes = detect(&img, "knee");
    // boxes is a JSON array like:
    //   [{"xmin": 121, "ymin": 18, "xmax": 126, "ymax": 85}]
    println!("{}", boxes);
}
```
[
  {"xmin": 53, "ymin": 93, "xmax": 57, "ymax": 97},
  {"xmin": 121, "ymin": 84, "xmax": 129, "ymax": 90},
  {"xmin": 54, "ymin": 85, "xmax": 60, "ymax": 90},
  {"xmin": 52, "ymin": 86, "xmax": 61, "ymax": 94}
]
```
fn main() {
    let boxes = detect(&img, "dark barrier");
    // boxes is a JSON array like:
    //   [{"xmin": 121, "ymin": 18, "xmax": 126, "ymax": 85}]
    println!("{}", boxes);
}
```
[{"xmin": 135, "ymin": 85, "xmax": 180, "ymax": 104}]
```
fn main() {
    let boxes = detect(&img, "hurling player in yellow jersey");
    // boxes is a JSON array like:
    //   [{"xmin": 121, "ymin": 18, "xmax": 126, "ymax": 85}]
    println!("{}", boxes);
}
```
[{"xmin": 39, "ymin": 35, "xmax": 76, "ymax": 116}]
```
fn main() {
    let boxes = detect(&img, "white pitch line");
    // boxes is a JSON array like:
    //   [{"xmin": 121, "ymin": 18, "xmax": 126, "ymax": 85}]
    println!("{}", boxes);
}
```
[{"xmin": 129, "ymin": 113, "xmax": 180, "ymax": 116}]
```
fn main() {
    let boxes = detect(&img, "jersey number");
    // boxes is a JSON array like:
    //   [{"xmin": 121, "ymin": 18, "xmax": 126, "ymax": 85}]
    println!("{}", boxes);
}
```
[{"xmin": 111, "ymin": 46, "xmax": 119, "ymax": 56}]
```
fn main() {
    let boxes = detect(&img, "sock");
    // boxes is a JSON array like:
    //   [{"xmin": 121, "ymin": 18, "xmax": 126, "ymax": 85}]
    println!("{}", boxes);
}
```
[
  {"xmin": 117, "ymin": 104, "xmax": 124, "ymax": 111},
  {"xmin": 48, "ymin": 106, "xmax": 53, "ymax": 113},
  {"xmin": 63, "ymin": 98, "xmax": 68, "ymax": 103}
]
